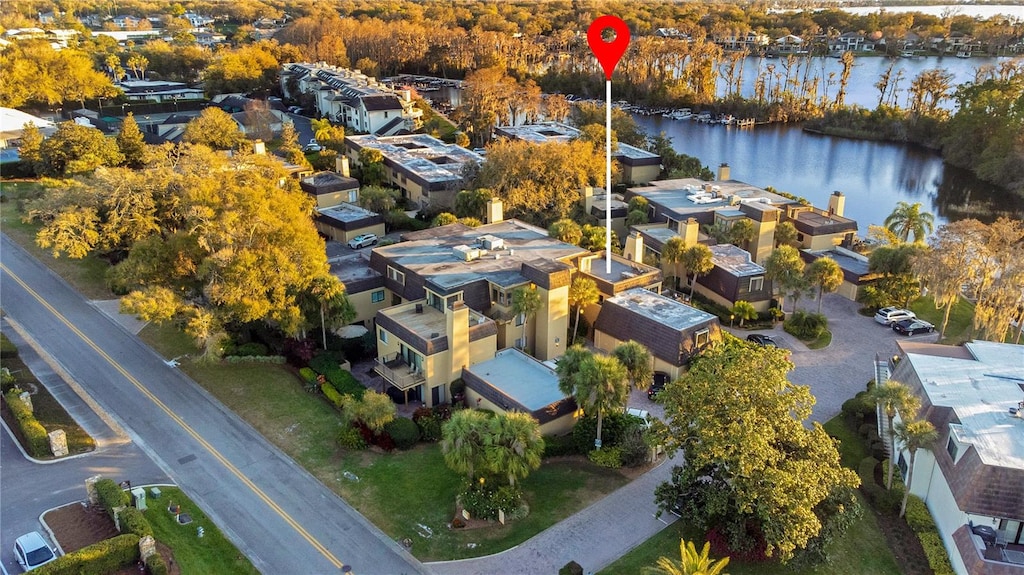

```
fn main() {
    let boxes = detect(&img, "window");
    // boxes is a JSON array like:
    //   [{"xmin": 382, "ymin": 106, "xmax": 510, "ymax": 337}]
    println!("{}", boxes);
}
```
[
  {"xmin": 347, "ymin": 190, "xmax": 358, "ymax": 203},
  {"xmin": 897, "ymin": 452, "xmax": 908, "ymax": 479},
  {"xmin": 379, "ymin": 329, "xmax": 388, "ymax": 343},
  {"xmin": 796, "ymin": 233, "xmax": 805, "ymax": 242},
  {"xmin": 371, "ymin": 290, "xmax": 385, "ymax": 303},
  {"xmin": 515, "ymin": 313, "xmax": 525, "ymax": 327},
  {"xmin": 387, "ymin": 266, "xmax": 405, "ymax": 285},
  {"xmin": 695, "ymin": 328, "xmax": 710, "ymax": 347},
  {"xmin": 946, "ymin": 436, "xmax": 959, "ymax": 462},
  {"xmin": 749, "ymin": 276, "xmax": 764, "ymax": 291}
]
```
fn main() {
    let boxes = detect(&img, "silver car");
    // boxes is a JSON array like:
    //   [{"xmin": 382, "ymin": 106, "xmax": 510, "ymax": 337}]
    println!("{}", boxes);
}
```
[
  {"xmin": 14, "ymin": 531, "xmax": 57, "ymax": 571},
  {"xmin": 874, "ymin": 307, "xmax": 916, "ymax": 325}
]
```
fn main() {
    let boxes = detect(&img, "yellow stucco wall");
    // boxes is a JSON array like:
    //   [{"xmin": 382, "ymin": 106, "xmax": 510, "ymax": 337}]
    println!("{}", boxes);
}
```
[
  {"xmin": 316, "ymin": 221, "xmax": 386, "ymax": 244},
  {"xmin": 594, "ymin": 330, "xmax": 684, "ymax": 381},
  {"xmin": 463, "ymin": 389, "xmax": 576, "ymax": 436},
  {"xmin": 624, "ymin": 164, "xmax": 660, "ymax": 185},
  {"xmin": 348, "ymin": 288, "xmax": 390, "ymax": 324}
]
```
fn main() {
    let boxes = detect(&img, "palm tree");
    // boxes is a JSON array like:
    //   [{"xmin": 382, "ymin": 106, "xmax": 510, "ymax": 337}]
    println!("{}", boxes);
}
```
[
  {"xmin": 568, "ymin": 276, "xmax": 599, "ymax": 344},
  {"xmin": 731, "ymin": 300, "xmax": 757, "ymax": 327},
  {"xmin": 441, "ymin": 409, "xmax": 492, "ymax": 480},
  {"xmin": 870, "ymin": 381, "xmax": 921, "ymax": 489},
  {"xmin": 774, "ymin": 220, "xmax": 798, "ymax": 247},
  {"xmin": 311, "ymin": 118, "xmax": 334, "ymax": 144},
  {"xmin": 681, "ymin": 244, "xmax": 714, "ymax": 300},
  {"xmin": 511, "ymin": 285, "xmax": 542, "ymax": 356},
  {"xmin": 305, "ymin": 274, "xmax": 354, "ymax": 350},
  {"xmin": 884, "ymin": 201, "xmax": 935, "ymax": 243},
  {"xmin": 805, "ymin": 257, "xmax": 844, "ymax": 314},
  {"xmin": 644, "ymin": 539, "xmax": 730, "ymax": 575},
  {"xmin": 661, "ymin": 236, "xmax": 686, "ymax": 291},
  {"xmin": 613, "ymin": 341, "xmax": 653, "ymax": 391},
  {"xmin": 486, "ymin": 412, "xmax": 544, "ymax": 486},
  {"xmin": 728, "ymin": 219, "xmax": 756, "ymax": 250},
  {"xmin": 765, "ymin": 245, "xmax": 806, "ymax": 313},
  {"xmin": 894, "ymin": 419, "xmax": 939, "ymax": 517},
  {"xmin": 577, "ymin": 354, "xmax": 629, "ymax": 449}
]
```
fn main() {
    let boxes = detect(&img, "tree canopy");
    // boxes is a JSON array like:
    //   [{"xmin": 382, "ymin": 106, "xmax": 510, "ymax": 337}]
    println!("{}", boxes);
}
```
[{"xmin": 655, "ymin": 337, "xmax": 859, "ymax": 562}]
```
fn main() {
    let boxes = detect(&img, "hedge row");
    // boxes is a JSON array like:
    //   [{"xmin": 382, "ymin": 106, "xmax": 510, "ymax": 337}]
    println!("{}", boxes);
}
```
[
  {"xmin": 119, "ymin": 506, "xmax": 153, "ymax": 538},
  {"xmin": 321, "ymin": 382, "xmax": 350, "ymax": 410},
  {"xmin": 298, "ymin": 367, "xmax": 318, "ymax": 382},
  {"xmin": 308, "ymin": 354, "xmax": 364, "ymax": 400},
  {"xmin": 4, "ymin": 389, "xmax": 50, "ymax": 456},
  {"xmin": 34, "ymin": 534, "xmax": 140, "ymax": 575},
  {"xmin": 0, "ymin": 333, "xmax": 17, "ymax": 358},
  {"xmin": 145, "ymin": 552, "xmax": 169, "ymax": 575},
  {"xmin": 94, "ymin": 478, "xmax": 130, "ymax": 518},
  {"xmin": 223, "ymin": 355, "xmax": 286, "ymax": 364},
  {"xmin": 905, "ymin": 495, "xmax": 955, "ymax": 575}
]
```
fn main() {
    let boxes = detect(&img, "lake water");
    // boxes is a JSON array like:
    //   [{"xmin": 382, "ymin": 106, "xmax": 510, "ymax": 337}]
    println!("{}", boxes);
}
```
[
  {"xmin": 839, "ymin": 4, "xmax": 1024, "ymax": 19},
  {"xmin": 633, "ymin": 114, "xmax": 1024, "ymax": 229}
]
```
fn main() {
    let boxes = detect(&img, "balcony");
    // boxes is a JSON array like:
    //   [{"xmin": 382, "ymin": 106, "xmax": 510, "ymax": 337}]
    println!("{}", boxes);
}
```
[{"xmin": 374, "ymin": 353, "xmax": 425, "ymax": 391}]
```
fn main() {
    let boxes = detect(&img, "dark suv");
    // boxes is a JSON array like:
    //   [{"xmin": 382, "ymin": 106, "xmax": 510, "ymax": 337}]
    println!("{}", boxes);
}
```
[
  {"xmin": 746, "ymin": 334, "xmax": 778, "ymax": 347},
  {"xmin": 648, "ymin": 371, "xmax": 670, "ymax": 400}
]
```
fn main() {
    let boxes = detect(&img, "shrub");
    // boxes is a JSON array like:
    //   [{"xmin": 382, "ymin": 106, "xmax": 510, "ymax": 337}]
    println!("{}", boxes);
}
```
[
  {"xmin": 858, "ymin": 422, "xmax": 878, "ymax": 440},
  {"xmin": 560, "ymin": 561, "xmax": 584, "ymax": 575},
  {"xmin": 451, "ymin": 517, "xmax": 466, "ymax": 529},
  {"xmin": 588, "ymin": 446, "xmax": 623, "ymax": 468},
  {"xmin": 617, "ymin": 428, "xmax": 650, "ymax": 468},
  {"xmin": 0, "ymin": 333, "xmax": 17, "ymax": 358},
  {"xmin": 384, "ymin": 417, "xmax": 421, "ymax": 450},
  {"xmin": 919, "ymin": 531, "xmax": 956, "ymax": 575},
  {"xmin": 234, "ymin": 342, "xmax": 268, "ymax": 356},
  {"xmin": 34, "ymin": 534, "xmax": 140, "ymax": 575},
  {"xmin": 414, "ymin": 413, "xmax": 443, "ymax": 443},
  {"xmin": 1, "ymin": 368, "xmax": 15, "ymax": 393},
  {"xmin": 298, "ymin": 367, "xmax": 318, "ymax": 382},
  {"xmin": 337, "ymin": 425, "xmax": 367, "ymax": 450},
  {"xmin": 309, "ymin": 352, "xmax": 343, "ymax": 374},
  {"xmin": 572, "ymin": 413, "xmax": 630, "ymax": 453},
  {"xmin": 460, "ymin": 482, "xmax": 522, "ymax": 520},
  {"xmin": 224, "ymin": 355, "xmax": 286, "ymax": 364},
  {"xmin": 145, "ymin": 553, "xmax": 169, "ymax": 575},
  {"xmin": 320, "ymin": 383, "xmax": 351, "ymax": 410},
  {"xmin": 4, "ymin": 389, "xmax": 50, "ymax": 456},
  {"xmin": 94, "ymin": 478, "xmax": 130, "ymax": 518},
  {"xmin": 904, "ymin": 495, "xmax": 935, "ymax": 533},
  {"xmin": 542, "ymin": 433, "xmax": 578, "ymax": 458},
  {"xmin": 118, "ymin": 506, "xmax": 153, "ymax": 537},
  {"xmin": 326, "ymin": 369, "xmax": 364, "ymax": 398},
  {"xmin": 784, "ymin": 310, "xmax": 828, "ymax": 339},
  {"xmin": 450, "ymin": 379, "xmax": 466, "ymax": 398},
  {"xmin": 842, "ymin": 390, "xmax": 877, "ymax": 423}
]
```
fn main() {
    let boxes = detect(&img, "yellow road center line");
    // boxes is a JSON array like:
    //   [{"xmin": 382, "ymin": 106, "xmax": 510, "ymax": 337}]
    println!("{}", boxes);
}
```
[{"xmin": 1, "ymin": 263, "xmax": 344, "ymax": 570}]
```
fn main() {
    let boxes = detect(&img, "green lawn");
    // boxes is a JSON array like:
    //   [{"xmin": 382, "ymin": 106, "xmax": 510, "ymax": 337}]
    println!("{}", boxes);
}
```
[
  {"xmin": 805, "ymin": 330, "xmax": 833, "ymax": 350},
  {"xmin": 138, "ymin": 322, "xmax": 632, "ymax": 561},
  {"xmin": 599, "ymin": 416, "xmax": 900, "ymax": 575},
  {"xmin": 144, "ymin": 487, "xmax": 259, "ymax": 575},
  {"xmin": 909, "ymin": 295, "xmax": 975, "ymax": 344},
  {"xmin": 0, "ymin": 181, "xmax": 115, "ymax": 300}
]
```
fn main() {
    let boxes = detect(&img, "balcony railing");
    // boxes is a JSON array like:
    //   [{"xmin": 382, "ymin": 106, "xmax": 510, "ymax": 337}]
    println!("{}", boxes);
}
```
[{"xmin": 374, "ymin": 353, "xmax": 425, "ymax": 391}]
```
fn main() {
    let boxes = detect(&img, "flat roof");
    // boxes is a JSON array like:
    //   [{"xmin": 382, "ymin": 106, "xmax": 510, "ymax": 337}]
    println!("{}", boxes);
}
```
[
  {"xmin": 375, "ymin": 219, "xmax": 589, "ymax": 290},
  {"xmin": 464, "ymin": 348, "xmax": 568, "ymax": 411},
  {"xmin": 710, "ymin": 244, "xmax": 765, "ymax": 276},
  {"xmin": 629, "ymin": 178, "xmax": 793, "ymax": 219},
  {"xmin": 494, "ymin": 121, "xmax": 659, "ymax": 161},
  {"xmin": 805, "ymin": 247, "xmax": 871, "ymax": 276},
  {"xmin": 902, "ymin": 340, "xmax": 1024, "ymax": 469},
  {"xmin": 326, "ymin": 248, "xmax": 381, "ymax": 286},
  {"xmin": 580, "ymin": 252, "xmax": 661, "ymax": 284},
  {"xmin": 606, "ymin": 287, "xmax": 717, "ymax": 331},
  {"xmin": 346, "ymin": 134, "xmax": 483, "ymax": 184},
  {"xmin": 317, "ymin": 202, "xmax": 377, "ymax": 223}
]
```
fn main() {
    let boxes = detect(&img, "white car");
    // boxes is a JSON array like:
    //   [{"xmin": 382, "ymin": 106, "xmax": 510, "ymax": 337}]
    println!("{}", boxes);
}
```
[
  {"xmin": 625, "ymin": 407, "xmax": 652, "ymax": 429},
  {"xmin": 303, "ymin": 139, "xmax": 322, "ymax": 153},
  {"xmin": 14, "ymin": 531, "xmax": 57, "ymax": 571},
  {"xmin": 348, "ymin": 234, "xmax": 378, "ymax": 249},
  {"xmin": 874, "ymin": 307, "xmax": 916, "ymax": 325}
]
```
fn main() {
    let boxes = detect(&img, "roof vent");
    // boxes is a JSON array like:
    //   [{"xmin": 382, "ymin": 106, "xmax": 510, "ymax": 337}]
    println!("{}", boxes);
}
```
[
  {"xmin": 430, "ymin": 332, "xmax": 440, "ymax": 339},
  {"xmin": 478, "ymin": 235, "xmax": 504, "ymax": 250},
  {"xmin": 453, "ymin": 245, "xmax": 480, "ymax": 262}
]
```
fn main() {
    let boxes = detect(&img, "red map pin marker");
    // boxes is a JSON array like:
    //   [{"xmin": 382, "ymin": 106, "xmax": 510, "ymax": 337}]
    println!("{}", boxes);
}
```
[{"xmin": 587, "ymin": 15, "xmax": 631, "ymax": 80}]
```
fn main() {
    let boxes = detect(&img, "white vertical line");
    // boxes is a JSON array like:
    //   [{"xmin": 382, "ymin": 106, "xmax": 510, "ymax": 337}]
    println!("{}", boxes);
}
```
[{"xmin": 605, "ymin": 78, "xmax": 612, "ymax": 274}]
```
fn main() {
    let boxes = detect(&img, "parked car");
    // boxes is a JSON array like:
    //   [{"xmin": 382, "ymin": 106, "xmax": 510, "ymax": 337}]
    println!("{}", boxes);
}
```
[
  {"xmin": 625, "ymin": 407, "xmax": 652, "ymax": 429},
  {"xmin": 892, "ymin": 318, "xmax": 935, "ymax": 335},
  {"xmin": 647, "ymin": 371, "xmax": 670, "ymax": 400},
  {"xmin": 303, "ymin": 139, "xmax": 322, "ymax": 153},
  {"xmin": 14, "ymin": 532, "xmax": 57, "ymax": 571},
  {"xmin": 746, "ymin": 334, "xmax": 778, "ymax": 347},
  {"xmin": 347, "ymin": 233, "xmax": 378, "ymax": 249},
  {"xmin": 874, "ymin": 307, "xmax": 917, "ymax": 325}
]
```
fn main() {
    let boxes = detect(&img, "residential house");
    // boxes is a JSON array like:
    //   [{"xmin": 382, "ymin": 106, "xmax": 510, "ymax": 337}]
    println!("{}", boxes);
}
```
[
  {"xmin": 571, "ymin": 247, "xmax": 663, "ymax": 331},
  {"xmin": 882, "ymin": 340, "xmax": 1024, "ymax": 575},
  {"xmin": 493, "ymin": 122, "xmax": 662, "ymax": 185},
  {"xmin": 280, "ymin": 63, "xmax": 422, "ymax": 135},
  {"xmin": 112, "ymin": 15, "xmax": 142, "ymax": 29},
  {"xmin": 462, "ymin": 348, "xmax": 578, "ymax": 435},
  {"xmin": 775, "ymin": 34, "xmax": 806, "ymax": 53},
  {"xmin": 831, "ymin": 31, "xmax": 877, "ymax": 52},
  {"xmin": 118, "ymin": 80, "xmax": 204, "ymax": 103},
  {"xmin": 38, "ymin": 10, "xmax": 61, "ymax": 25},
  {"xmin": 0, "ymin": 108, "xmax": 56, "ymax": 149},
  {"xmin": 800, "ymin": 246, "xmax": 879, "ymax": 301},
  {"xmin": 712, "ymin": 30, "xmax": 770, "ymax": 50},
  {"xmin": 786, "ymin": 191, "xmax": 857, "ymax": 251},
  {"xmin": 326, "ymin": 245, "xmax": 387, "ymax": 326},
  {"xmin": 694, "ymin": 244, "xmax": 773, "ymax": 312},
  {"xmin": 182, "ymin": 12, "xmax": 214, "ymax": 29},
  {"xmin": 594, "ymin": 287, "xmax": 722, "ymax": 380},
  {"xmin": 344, "ymin": 133, "xmax": 483, "ymax": 208},
  {"xmin": 654, "ymin": 28, "xmax": 691, "ymax": 41}
]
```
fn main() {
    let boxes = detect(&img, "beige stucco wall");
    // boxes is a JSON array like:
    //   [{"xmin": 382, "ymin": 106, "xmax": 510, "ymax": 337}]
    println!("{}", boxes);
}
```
[
  {"xmin": 836, "ymin": 280, "xmax": 859, "ymax": 302},
  {"xmin": 464, "ymin": 390, "xmax": 576, "ymax": 437},
  {"xmin": 348, "ymin": 288, "xmax": 390, "ymax": 324},
  {"xmin": 803, "ymin": 232, "xmax": 845, "ymax": 251},
  {"xmin": 594, "ymin": 329, "xmax": 684, "ymax": 381},
  {"xmin": 624, "ymin": 164, "xmax": 660, "ymax": 186},
  {"xmin": 750, "ymin": 219, "xmax": 776, "ymax": 265},
  {"xmin": 315, "ymin": 221, "xmax": 386, "ymax": 244},
  {"xmin": 536, "ymin": 285, "xmax": 570, "ymax": 361}
]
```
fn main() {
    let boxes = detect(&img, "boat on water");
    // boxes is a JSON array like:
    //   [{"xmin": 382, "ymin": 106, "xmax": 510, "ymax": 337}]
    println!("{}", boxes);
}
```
[
  {"xmin": 665, "ymin": 108, "xmax": 692, "ymax": 120},
  {"xmin": 900, "ymin": 51, "xmax": 915, "ymax": 58},
  {"xmin": 956, "ymin": 50, "xmax": 971, "ymax": 58}
]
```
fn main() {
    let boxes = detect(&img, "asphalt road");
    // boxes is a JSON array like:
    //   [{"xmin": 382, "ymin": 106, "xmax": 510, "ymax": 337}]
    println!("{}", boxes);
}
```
[{"xmin": 0, "ymin": 234, "xmax": 427, "ymax": 575}]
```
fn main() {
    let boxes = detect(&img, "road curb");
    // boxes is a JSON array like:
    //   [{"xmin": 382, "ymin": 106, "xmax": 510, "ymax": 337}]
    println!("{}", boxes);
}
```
[{"xmin": 38, "ymin": 503, "xmax": 69, "ymax": 556}]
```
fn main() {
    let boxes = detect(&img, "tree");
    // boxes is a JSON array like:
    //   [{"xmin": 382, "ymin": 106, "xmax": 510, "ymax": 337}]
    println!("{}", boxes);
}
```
[
  {"xmin": 116, "ymin": 114, "xmax": 147, "ymax": 169},
  {"xmin": 441, "ymin": 409, "xmax": 492, "ymax": 481},
  {"xmin": 893, "ymin": 419, "xmax": 938, "ymax": 518},
  {"xmin": 432, "ymin": 212, "xmax": 459, "ymax": 227},
  {"xmin": 557, "ymin": 348, "xmax": 629, "ymax": 449},
  {"xmin": 511, "ymin": 285, "xmax": 542, "ymax": 355},
  {"xmin": 202, "ymin": 41, "xmax": 283, "ymax": 96},
  {"xmin": 681, "ymin": 244, "xmax": 714, "ymax": 301},
  {"xmin": 37, "ymin": 122, "xmax": 123, "ymax": 177},
  {"xmin": 870, "ymin": 381, "xmax": 921, "ymax": 490},
  {"xmin": 613, "ymin": 341, "xmax": 653, "ymax": 392},
  {"xmin": 300, "ymin": 274, "xmax": 354, "ymax": 349},
  {"xmin": 866, "ymin": 244, "xmax": 924, "ymax": 308},
  {"xmin": 655, "ymin": 338, "xmax": 859, "ymax": 561},
  {"xmin": 358, "ymin": 147, "xmax": 386, "ymax": 186},
  {"xmin": 884, "ymin": 201, "xmax": 935, "ymax": 243},
  {"xmin": 357, "ymin": 185, "xmax": 399, "ymax": 213},
  {"xmin": 279, "ymin": 123, "xmax": 308, "ymax": 167},
  {"xmin": 727, "ymin": 219, "xmax": 756, "ymax": 250},
  {"xmin": 805, "ymin": 257, "xmax": 844, "ymax": 314},
  {"xmin": 311, "ymin": 118, "xmax": 334, "ymax": 144},
  {"xmin": 345, "ymin": 391, "xmax": 396, "ymax": 434},
  {"xmin": 548, "ymin": 219, "xmax": 582, "ymax": 246},
  {"xmin": 568, "ymin": 276, "xmax": 599, "ymax": 344},
  {"xmin": 661, "ymin": 236, "xmax": 686, "ymax": 291},
  {"xmin": 765, "ymin": 245, "xmax": 806, "ymax": 312},
  {"xmin": 487, "ymin": 411, "xmax": 544, "ymax": 487},
  {"xmin": 774, "ymin": 221, "xmax": 798, "ymax": 247},
  {"xmin": 912, "ymin": 220, "xmax": 981, "ymax": 336},
  {"xmin": 643, "ymin": 539, "xmax": 730, "ymax": 575},
  {"xmin": 731, "ymin": 300, "xmax": 757, "ymax": 327},
  {"xmin": 544, "ymin": 94, "xmax": 571, "ymax": 122},
  {"xmin": 16, "ymin": 122, "xmax": 43, "ymax": 175},
  {"xmin": 453, "ymin": 188, "xmax": 493, "ymax": 219},
  {"xmin": 182, "ymin": 108, "xmax": 245, "ymax": 150},
  {"xmin": 454, "ymin": 66, "xmax": 517, "ymax": 145}
]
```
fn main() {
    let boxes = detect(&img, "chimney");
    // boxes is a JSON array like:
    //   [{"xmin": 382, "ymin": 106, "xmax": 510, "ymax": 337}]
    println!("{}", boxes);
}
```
[
  {"xmin": 582, "ymin": 186, "xmax": 596, "ymax": 214},
  {"xmin": 624, "ymin": 231, "xmax": 644, "ymax": 263},
  {"xmin": 486, "ymin": 198, "xmax": 504, "ymax": 224},
  {"xmin": 253, "ymin": 140, "xmax": 266, "ymax": 155},
  {"xmin": 446, "ymin": 300, "xmax": 469, "ymax": 383},
  {"xmin": 578, "ymin": 256, "xmax": 592, "ymax": 273},
  {"xmin": 717, "ymin": 162, "xmax": 730, "ymax": 181},
  {"xmin": 336, "ymin": 156, "xmax": 351, "ymax": 177},
  {"xmin": 828, "ymin": 190, "xmax": 845, "ymax": 217},
  {"xmin": 677, "ymin": 218, "xmax": 700, "ymax": 246}
]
